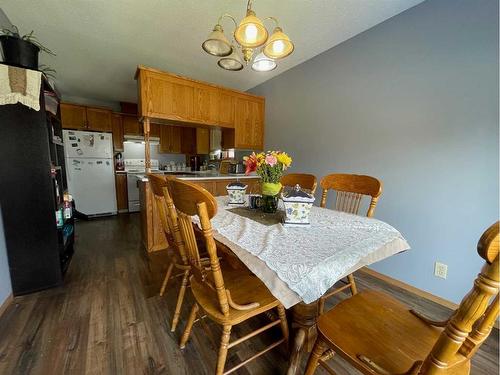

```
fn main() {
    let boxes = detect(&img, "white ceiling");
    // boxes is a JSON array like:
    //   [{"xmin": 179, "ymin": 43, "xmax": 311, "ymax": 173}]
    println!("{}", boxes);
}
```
[{"xmin": 2, "ymin": 0, "xmax": 424, "ymax": 104}]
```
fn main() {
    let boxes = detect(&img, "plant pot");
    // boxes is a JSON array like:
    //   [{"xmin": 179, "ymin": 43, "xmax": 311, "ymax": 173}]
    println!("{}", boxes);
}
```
[{"xmin": 0, "ymin": 35, "xmax": 40, "ymax": 70}]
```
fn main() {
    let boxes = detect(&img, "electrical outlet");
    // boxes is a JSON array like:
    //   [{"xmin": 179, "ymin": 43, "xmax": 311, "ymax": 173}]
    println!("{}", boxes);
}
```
[{"xmin": 434, "ymin": 262, "xmax": 448, "ymax": 279}]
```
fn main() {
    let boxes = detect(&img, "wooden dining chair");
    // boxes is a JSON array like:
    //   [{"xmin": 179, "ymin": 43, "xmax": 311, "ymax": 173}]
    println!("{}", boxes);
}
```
[
  {"xmin": 305, "ymin": 221, "xmax": 500, "ymax": 375},
  {"xmin": 149, "ymin": 174, "xmax": 193, "ymax": 332},
  {"xmin": 168, "ymin": 178, "xmax": 289, "ymax": 375},
  {"xmin": 281, "ymin": 173, "xmax": 318, "ymax": 194},
  {"xmin": 318, "ymin": 173, "xmax": 383, "ymax": 314}
]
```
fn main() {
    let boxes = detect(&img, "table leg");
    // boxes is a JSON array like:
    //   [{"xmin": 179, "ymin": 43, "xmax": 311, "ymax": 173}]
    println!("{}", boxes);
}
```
[{"xmin": 286, "ymin": 301, "xmax": 319, "ymax": 375}]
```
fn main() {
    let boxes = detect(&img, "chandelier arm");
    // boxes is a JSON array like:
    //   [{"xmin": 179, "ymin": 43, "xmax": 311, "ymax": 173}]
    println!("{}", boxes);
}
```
[
  {"xmin": 217, "ymin": 13, "xmax": 238, "ymax": 29},
  {"xmin": 247, "ymin": 0, "xmax": 253, "ymax": 11},
  {"xmin": 263, "ymin": 16, "xmax": 280, "ymax": 28}
]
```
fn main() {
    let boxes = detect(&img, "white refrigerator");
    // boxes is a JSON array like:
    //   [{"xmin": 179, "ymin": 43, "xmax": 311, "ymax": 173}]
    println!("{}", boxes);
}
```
[{"xmin": 63, "ymin": 129, "xmax": 117, "ymax": 216}]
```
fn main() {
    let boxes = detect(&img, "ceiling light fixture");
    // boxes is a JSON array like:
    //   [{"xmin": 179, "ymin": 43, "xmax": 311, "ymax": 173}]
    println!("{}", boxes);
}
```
[
  {"xmin": 202, "ymin": 0, "xmax": 294, "ymax": 72},
  {"xmin": 251, "ymin": 51, "xmax": 276, "ymax": 72}
]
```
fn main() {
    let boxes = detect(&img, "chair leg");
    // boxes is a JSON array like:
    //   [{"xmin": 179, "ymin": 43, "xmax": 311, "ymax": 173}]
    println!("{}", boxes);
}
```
[
  {"xmin": 179, "ymin": 303, "xmax": 198, "ymax": 349},
  {"xmin": 216, "ymin": 324, "xmax": 232, "ymax": 375},
  {"xmin": 304, "ymin": 337, "xmax": 328, "ymax": 375},
  {"xmin": 171, "ymin": 269, "xmax": 190, "ymax": 332},
  {"xmin": 347, "ymin": 273, "xmax": 358, "ymax": 295},
  {"xmin": 159, "ymin": 262, "xmax": 174, "ymax": 296},
  {"xmin": 277, "ymin": 305, "xmax": 289, "ymax": 343}
]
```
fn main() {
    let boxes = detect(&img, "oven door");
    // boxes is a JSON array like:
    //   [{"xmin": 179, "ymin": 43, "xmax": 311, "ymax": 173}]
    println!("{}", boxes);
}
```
[{"xmin": 126, "ymin": 173, "xmax": 141, "ymax": 212}]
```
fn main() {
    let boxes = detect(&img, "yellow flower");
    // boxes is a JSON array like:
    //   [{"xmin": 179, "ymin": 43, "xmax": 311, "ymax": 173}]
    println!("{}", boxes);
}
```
[{"xmin": 277, "ymin": 152, "xmax": 292, "ymax": 167}]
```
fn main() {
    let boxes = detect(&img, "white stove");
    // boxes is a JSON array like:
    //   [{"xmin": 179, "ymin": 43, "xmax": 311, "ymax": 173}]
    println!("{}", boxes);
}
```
[
  {"xmin": 124, "ymin": 158, "xmax": 159, "ymax": 173},
  {"xmin": 125, "ymin": 159, "xmax": 159, "ymax": 212}
]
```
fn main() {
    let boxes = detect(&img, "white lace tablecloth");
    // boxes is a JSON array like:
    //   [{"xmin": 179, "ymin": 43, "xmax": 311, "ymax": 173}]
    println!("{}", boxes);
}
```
[{"xmin": 203, "ymin": 197, "xmax": 410, "ymax": 308}]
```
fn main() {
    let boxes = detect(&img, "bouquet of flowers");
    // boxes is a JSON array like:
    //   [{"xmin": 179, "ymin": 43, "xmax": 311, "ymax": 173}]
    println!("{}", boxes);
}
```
[{"xmin": 244, "ymin": 151, "xmax": 292, "ymax": 196}]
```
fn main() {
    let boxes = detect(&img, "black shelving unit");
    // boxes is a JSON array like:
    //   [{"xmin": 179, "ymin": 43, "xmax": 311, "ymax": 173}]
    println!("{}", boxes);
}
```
[{"xmin": 0, "ymin": 71, "xmax": 75, "ymax": 295}]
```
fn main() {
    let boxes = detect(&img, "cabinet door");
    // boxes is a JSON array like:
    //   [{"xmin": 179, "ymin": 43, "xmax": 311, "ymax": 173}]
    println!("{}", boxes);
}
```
[
  {"xmin": 234, "ymin": 97, "xmax": 254, "ymax": 149},
  {"xmin": 180, "ymin": 127, "xmax": 196, "ymax": 154},
  {"xmin": 159, "ymin": 125, "xmax": 182, "ymax": 153},
  {"xmin": 115, "ymin": 174, "xmax": 128, "ymax": 211},
  {"xmin": 111, "ymin": 114, "xmax": 124, "ymax": 151},
  {"xmin": 196, "ymin": 128, "xmax": 210, "ymax": 154},
  {"xmin": 60, "ymin": 103, "xmax": 87, "ymax": 130},
  {"xmin": 122, "ymin": 115, "xmax": 142, "ymax": 135},
  {"xmin": 251, "ymin": 100, "xmax": 264, "ymax": 150},
  {"xmin": 170, "ymin": 127, "xmax": 182, "ymax": 153},
  {"xmin": 150, "ymin": 123, "xmax": 160, "ymax": 138},
  {"xmin": 193, "ymin": 84, "xmax": 219, "ymax": 125},
  {"xmin": 234, "ymin": 96, "xmax": 265, "ymax": 150},
  {"xmin": 218, "ymin": 89, "xmax": 235, "ymax": 128},
  {"xmin": 86, "ymin": 107, "xmax": 112, "ymax": 132},
  {"xmin": 145, "ymin": 71, "xmax": 194, "ymax": 121}
]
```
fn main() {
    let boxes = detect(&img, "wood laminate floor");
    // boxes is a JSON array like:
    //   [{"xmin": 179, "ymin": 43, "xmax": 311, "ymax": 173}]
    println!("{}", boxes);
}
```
[{"xmin": 0, "ymin": 214, "xmax": 497, "ymax": 375}]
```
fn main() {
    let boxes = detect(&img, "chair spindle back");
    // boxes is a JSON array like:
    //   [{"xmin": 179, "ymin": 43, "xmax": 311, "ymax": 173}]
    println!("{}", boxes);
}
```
[
  {"xmin": 320, "ymin": 174, "xmax": 382, "ymax": 217},
  {"xmin": 281, "ymin": 173, "xmax": 318, "ymax": 194},
  {"xmin": 420, "ymin": 222, "xmax": 499, "ymax": 373},
  {"xmin": 148, "ymin": 174, "xmax": 188, "ymax": 265},
  {"xmin": 168, "ymin": 179, "xmax": 231, "ymax": 316}
]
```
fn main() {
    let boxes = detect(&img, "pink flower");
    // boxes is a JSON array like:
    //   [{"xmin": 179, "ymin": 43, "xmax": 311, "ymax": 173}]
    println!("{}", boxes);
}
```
[{"xmin": 265, "ymin": 154, "xmax": 277, "ymax": 167}]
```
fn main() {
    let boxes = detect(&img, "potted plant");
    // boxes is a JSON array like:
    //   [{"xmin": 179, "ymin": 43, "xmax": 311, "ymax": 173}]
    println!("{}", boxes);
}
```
[
  {"xmin": 244, "ymin": 150, "xmax": 292, "ymax": 213},
  {"xmin": 1, "ymin": 24, "xmax": 55, "ymax": 70}
]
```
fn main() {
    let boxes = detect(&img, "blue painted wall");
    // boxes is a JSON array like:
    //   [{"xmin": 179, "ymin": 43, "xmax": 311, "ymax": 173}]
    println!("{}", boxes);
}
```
[
  {"xmin": 0, "ymin": 206, "xmax": 12, "ymax": 307},
  {"xmin": 250, "ymin": 0, "xmax": 499, "ymax": 303}
]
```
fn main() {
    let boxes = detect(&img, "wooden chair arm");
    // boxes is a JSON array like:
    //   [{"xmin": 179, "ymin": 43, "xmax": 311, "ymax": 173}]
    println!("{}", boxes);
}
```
[
  {"xmin": 226, "ymin": 290, "xmax": 260, "ymax": 311},
  {"xmin": 409, "ymin": 309, "xmax": 450, "ymax": 327},
  {"xmin": 358, "ymin": 355, "xmax": 422, "ymax": 375}
]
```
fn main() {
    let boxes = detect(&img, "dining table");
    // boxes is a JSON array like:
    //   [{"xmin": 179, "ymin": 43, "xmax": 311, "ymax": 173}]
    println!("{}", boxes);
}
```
[{"xmin": 205, "ymin": 196, "xmax": 410, "ymax": 375}]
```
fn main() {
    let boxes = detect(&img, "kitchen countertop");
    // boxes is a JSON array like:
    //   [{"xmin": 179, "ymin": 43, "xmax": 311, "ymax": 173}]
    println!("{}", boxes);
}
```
[{"xmin": 136, "ymin": 171, "xmax": 258, "ymax": 182}]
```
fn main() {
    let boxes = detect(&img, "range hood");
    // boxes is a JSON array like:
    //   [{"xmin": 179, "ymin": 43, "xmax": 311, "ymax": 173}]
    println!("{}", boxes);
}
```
[{"xmin": 124, "ymin": 134, "xmax": 160, "ymax": 145}]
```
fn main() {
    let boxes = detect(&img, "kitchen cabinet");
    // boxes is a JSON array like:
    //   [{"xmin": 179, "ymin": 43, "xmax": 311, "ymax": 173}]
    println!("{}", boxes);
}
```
[
  {"xmin": 61, "ymin": 103, "xmax": 112, "ymax": 132},
  {"xmin": 193, "ymin": 84, "xmax": 219, "ymax": 124},
  {"xmin": 150, "ymin": 123, "xmax": 160, "ymax": 138},
  {"xmin": 233, "ymin": 95, "xmax": 265, "ymax": 150},
  {"xmin": 139, "ymin": 69, "xmax": 195, "ymax": 122},
  {"xmin": 136, "ymin": 66, "xmax": 265, "ymax": 149},
  {"xmin": 86, "ymin": 107, "xmax": 112, "ymax": 131},
  {"xmin": 196, "ymin": 128, "xmax": 210, "ymax": 154},
  {"xmin": 60, "ymin": 103, "xmax": 87, "ymax": 130},
  {"xmin": 218, "ymin": 89, "xmax": 235, "ymax": 128},
  {"xmin": 115, "ymin": 173, "xmax": 128, "ymax": 212},
  {"xmin": 159, "ymin": 125, "xmax": 182, "ymax": 153},
  {"xmin": 122, "ymin": 114, "xmax": 143, "ymax": 135},
  {"xmin": 111, "ymin": 114, "xmax": 124, "ymax": 151},
  {"xmin": 177, "ymin": 127, "xmax": 210, "ymax": 155}
]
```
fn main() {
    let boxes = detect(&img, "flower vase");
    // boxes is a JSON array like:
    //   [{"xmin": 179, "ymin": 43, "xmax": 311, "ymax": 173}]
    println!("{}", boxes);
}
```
[{"xmin": 261, "ymin": 182, "xmax": 282, "ymax": 213}]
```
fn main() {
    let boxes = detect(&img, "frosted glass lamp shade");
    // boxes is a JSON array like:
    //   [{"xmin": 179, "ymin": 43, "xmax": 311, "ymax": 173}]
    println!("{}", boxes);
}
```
[
  {"xmin": 251, "ymin": 52, "xmax": 276, "ymax": 72},
  {"xmin": 218, "ymin": 47, "xmax": 244, "ymax": 71},
  {"xmin": 263, "ymin": 27, "xmax": 294, "ymax": 59},
  {"xmin": 234, "ymin": 10, "xmax": 268, "ymax": 48},
  {"xmin": 202, "ymin": 24, "xmax": 233, "ymax": 57}
]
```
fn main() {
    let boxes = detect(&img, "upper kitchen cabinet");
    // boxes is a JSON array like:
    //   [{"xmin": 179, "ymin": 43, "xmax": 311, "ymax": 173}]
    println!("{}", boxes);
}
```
[
  {"xmin": 193, "ymin": 84, "xmax": 219, "ymax": 125},
  {"xmin": 234, "ymin": 94, "xmax": 265, "ymax": 150},
  {"xmin": 136, "ymin": 66, "xmax": 265, "ymax": 149},
  {"xmin": 159, "ymin": 125, "xmax": 182, "ymax": 154},
  {"xmin": 60, "ymin": 103, "xmax": 87, "ymax": 130},
  {"xmin": 137, "ymin": 67, "xmax": 195, "ymax": 123},
  {"xmin": 61, "ymin": 103, "xmax": 112, "ymax": 132},
  {"xmin": 218, "ymin": 89, "xmax": 235, "ymax": 128},
  {"xmin": 122, "ymin": 114, "xmax": 143, "ymax": 135}
]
